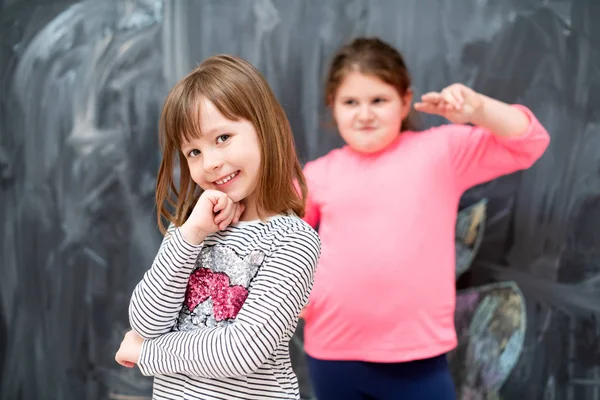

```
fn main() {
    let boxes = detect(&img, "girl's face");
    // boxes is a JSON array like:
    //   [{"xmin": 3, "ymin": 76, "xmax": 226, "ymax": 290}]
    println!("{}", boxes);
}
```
[
  {"xmin": 332, "ymin": 71, "xmax": 412, "ymax": 154},
  {"xmin": 181, "ymin": 98, "xmax": 262, "ymax": 220}
]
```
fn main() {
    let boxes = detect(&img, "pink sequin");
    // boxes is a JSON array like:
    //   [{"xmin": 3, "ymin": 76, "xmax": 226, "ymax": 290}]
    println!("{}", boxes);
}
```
[{"xmin": 185, "ymin": 267, "xmax": 249, "ymax": 321}]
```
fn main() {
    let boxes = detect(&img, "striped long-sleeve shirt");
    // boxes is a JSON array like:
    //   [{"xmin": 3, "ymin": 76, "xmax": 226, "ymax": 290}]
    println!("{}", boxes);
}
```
[{"xmin": 129, "ymin": 215, "xmax": 321, "ymax": 400}]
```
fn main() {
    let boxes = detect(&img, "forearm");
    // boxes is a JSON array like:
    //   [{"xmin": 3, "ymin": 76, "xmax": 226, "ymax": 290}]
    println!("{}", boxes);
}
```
[
  {"xmin": 470, "ymin": 94, "xmax": 530, "ymax": 138},
  {"xmin": 129, "ymin": 228, "xmax": 202, "ymax": 339},
  {"xmin": 138, "ymin": 323, "xmax": 271, "ymax": 378}
]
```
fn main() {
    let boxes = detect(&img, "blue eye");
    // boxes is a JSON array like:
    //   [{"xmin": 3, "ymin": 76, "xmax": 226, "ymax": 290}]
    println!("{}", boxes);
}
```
[
  {"xmin": 188, "ymin": 149, "xmax": 201, "ymax": 157},
  {"xmin": 217, "ymin": 134, "xmax": 230, "ymax": 144}
]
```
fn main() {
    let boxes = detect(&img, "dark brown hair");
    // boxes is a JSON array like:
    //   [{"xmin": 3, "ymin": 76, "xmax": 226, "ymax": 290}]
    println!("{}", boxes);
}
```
[
  {"xmin": 155, "ymin": 55, "xmax": 307, "ymax": 234},
  {"xmin": 325, "ymin": 37, "xmax": 418, "ymax": 131}
]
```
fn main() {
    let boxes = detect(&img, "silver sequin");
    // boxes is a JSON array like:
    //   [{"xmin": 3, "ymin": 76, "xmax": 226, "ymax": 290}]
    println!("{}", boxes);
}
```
[{"xmin": 174, "ymin": 244, "xmax": 264, "ymax": 332}]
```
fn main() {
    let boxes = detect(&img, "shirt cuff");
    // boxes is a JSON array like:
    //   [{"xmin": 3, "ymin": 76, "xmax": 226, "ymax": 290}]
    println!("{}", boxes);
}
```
[
  {"xmin": 137, "ymin": 338, "xmax": 154, "ymax": 376},
  {"xmin": 173, "ymin": 226, "xmax": 204, "ymax": 251}
]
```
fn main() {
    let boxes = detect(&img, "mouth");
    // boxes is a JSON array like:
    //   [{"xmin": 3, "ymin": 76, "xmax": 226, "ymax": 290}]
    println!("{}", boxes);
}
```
[
  {"xmin": 214, "ymin": 171, "xmax": 239, "ymax": 186},
  {"xmin": 358, "ymin": 126, "xmax": 377, "ymax": 131}
]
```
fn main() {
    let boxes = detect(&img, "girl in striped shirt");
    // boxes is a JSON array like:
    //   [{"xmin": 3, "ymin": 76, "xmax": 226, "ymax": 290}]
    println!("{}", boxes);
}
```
[{"xmin": 115, "ymin": 54, "xmax": 321, "ymax": 400}]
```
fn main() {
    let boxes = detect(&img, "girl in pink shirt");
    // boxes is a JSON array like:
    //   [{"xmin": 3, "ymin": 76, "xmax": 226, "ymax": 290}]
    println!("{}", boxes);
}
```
[{"xmin": 301, "ymin": 37, "xmax": 550, "ymax": 400}]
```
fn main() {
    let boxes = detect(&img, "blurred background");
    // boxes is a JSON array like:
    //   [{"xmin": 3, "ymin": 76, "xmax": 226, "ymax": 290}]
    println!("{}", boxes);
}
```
[{"xmin": 1, "ymin": 0, "xmax": 600, "ymax": 399}]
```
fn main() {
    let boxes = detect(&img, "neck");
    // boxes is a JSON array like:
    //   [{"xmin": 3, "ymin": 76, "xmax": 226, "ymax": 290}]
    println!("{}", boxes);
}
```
[
  {"xmin": 239, "ymin": 195, "xmax": 260, "ymax": 221},
  {"xmin": 240, "ymin": 207, "xmax": 259, "ymax": 221},
  {"xmin": 239, "ymin": 197, "xmax": 281, "ymax": 222}
]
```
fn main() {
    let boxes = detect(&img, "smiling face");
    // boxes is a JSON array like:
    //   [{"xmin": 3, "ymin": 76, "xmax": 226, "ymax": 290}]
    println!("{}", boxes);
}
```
[
  {"xmin": 332, "ymin": 71, "xmax": 412, "ymax": 154},
  {"xmin": 155, "ymin": 55, "xmax": 308, "ymax": 233},
  {"xmin": 181, "ymin": 98, "xmax": 262, "ymax": 219}
]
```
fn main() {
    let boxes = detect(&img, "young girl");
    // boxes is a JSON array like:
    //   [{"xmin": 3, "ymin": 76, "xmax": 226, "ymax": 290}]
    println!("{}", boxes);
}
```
[
  {"xmin": 114, "ymin": 55, "xmax": 321, "ymax": 400},
  {"xmin": 300, "ymin": 38, "xmax": 550, "ymax": 399}
]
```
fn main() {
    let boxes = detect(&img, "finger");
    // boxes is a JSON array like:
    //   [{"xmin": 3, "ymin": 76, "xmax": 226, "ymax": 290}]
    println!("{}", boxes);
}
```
[
  {"xmin": 215, "ymin": 198, "xmax": 235, "ymax": 225},
  {"xmin": 420, "ymin": 92, "xmax": 442, "ymax": 104},
  {"xmin": 219, "ymin": 215, "xmax": 235, "ymax": 230},
  {"xmin": 227, "ymin": 203, "xmax": 241, "ymax": 226},
  {"xmin": 117, "ymin": 359, "xmax": 135, "ymax": 368},
  {"xmin": 414, "ymin": 102, "xmax": 445, "ymax": 115},
  {"xmin": 214, "ymin": 198, "xmax": 234, "ymax": 224},
  {"xmin": 218, "ymin": 204, "xmax": 237, "ymax": 230},
  {"xmin": 450, "ymin": 86, "xmax": 465, "ymax": 105},
  {"xmin": 442, "ymin": 89, "xmax": 461, "ymax": 110},
  {"xmin": 212, "ymin": 193, "xmax": 228, "ymax": 213},
  {"xmin": 115, "ymin": 353, "xmax": 127, "ymax": 367},
  {"xmin": 440, "ymin": 88, "xmax": 457, "ymax": 107}
]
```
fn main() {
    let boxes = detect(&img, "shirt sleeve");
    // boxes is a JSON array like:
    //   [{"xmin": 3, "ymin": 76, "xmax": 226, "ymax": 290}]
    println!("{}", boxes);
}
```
[
  {"xmin": 136, "ymin": 228, "xmax": 321, "ymax": 378},
  {"xmin": 129, "ymin": 224, "xmax": 203, "ymax": 339},
  {"xmin": 302, "ymin": 160, "xmax": 322, "ymax": 228},
  {"xmin": 446, "ymin": 104, "xmax": 550, "ymax": 192}
]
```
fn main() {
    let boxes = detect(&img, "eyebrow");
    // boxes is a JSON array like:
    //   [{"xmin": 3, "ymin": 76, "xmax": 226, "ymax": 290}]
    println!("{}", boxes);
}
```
[
  {"xmin": 180, "ymin": 123, "xmax": 232, "ymax": 149},
  {"xmin": 202, "ymin": 124, "xmax": 233, "ymax": 136},
  {"xmin": 338, "ymin": 94, "xmax": 390, "ymax": 100}
]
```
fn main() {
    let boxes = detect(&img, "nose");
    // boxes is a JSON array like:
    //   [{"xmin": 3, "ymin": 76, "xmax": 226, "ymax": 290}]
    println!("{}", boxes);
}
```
[
  {"xmin": 357, "ymin": 104, "xmax": 374, "ymax": 121},
  {"xmin": 202, "ymin": 149, "xmax": 223, "ymax": 173}
]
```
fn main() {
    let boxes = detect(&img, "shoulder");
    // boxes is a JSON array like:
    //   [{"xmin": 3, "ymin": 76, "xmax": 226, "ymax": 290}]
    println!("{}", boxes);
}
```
[
  {"xmin": 205, "ymin": 216, "xmax": 320, "ymax": 262},
  {"xmin": 266, "ymin": 215, "xmax": 321, "ymax": 259},
  {"xmin": 303, "ymin": 147, "xmax": 347, "ymax": 176},
  {"xmin": 270, "ymin": 215, "xmax": 320, "ymax": 244},
  {"xmin": 424, "ymin": 123, "xmax": 481, "ymax": 140},
  {"xmin": 409, "ymin": 124, "xmax": 473, "ymax": 138},
  {"xmin": 402, "ymin": 125, "xmax": 480, "ymax": 153}
]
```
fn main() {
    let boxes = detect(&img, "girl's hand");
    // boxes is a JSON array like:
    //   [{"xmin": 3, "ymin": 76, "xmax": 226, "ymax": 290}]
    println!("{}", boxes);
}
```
[
  {"xmin": 180, "ymin": 189, "xmax": 245, "ymax": 245},
  {"xmin": 414, "ymin": 83, "xmax": 483, "ymax": 124},
  {"xmin": 115, "ymin": 330, "xmax": 144, "ymax": 368},
  {"xmin": 298, "ymin": 307, "xmax": 306, "ymax": 319}
]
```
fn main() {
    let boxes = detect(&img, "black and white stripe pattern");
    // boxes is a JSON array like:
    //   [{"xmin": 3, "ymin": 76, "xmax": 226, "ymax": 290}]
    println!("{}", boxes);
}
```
[{"xmin": 129, "ymin": 215, "xmax": 320, "ymax": 400}]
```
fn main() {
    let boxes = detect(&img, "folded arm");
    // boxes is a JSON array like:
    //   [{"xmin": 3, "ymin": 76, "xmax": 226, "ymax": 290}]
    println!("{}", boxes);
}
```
[
  {"xmin": 136, "ymin": 229, "xmax": 321, "ymax": 378},
  {"xmin": 129, "ymin": 225, "xmax": 202, "ymax": 339}
]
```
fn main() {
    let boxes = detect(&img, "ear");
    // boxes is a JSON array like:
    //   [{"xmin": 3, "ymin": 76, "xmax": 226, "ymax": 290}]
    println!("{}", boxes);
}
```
[
  {"xmin": 401, "ymin": 89, "xmax": 413, "ymax": 120},
  {"xmin": 327, "ymin": 94, "xmax": 335, "ymax": 107}
]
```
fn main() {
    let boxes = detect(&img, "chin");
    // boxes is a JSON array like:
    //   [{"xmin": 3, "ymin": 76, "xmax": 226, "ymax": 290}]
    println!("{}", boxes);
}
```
[
  {"xmin": 357, "ymin": 136, "xmax": 399, "ymax": 153},
  {"xmin": 227, "ymin": 192, "xmax": 245, "ymax": 202},
  {"xmin": 350, "ymin": 143, "xmax": 386, "ymax": 154},
  {"xmin": 226, "ymin": 185, "xmax": 252, "ymax": 202}
]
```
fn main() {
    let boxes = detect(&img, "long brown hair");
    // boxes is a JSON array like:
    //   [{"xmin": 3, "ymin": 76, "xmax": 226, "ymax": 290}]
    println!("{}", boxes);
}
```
[
  {"xmin": 155, "ymin": 55, "xmax": 307, "ymax": 234},
  {"xmin": 325, "ymin": 37, "xmax": 419, "ymax": 131}
]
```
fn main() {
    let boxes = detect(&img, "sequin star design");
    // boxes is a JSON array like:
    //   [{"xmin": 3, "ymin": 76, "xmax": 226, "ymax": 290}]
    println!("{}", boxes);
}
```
[{"xmin": 175, "ymin": 245, "xmax": 264, "ymax": 330}]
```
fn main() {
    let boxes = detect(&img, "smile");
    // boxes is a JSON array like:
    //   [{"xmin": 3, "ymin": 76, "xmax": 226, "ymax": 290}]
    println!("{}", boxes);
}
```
[{"xmin": 215, "ymin": 171, "xmax": 239, "ymax": 185}]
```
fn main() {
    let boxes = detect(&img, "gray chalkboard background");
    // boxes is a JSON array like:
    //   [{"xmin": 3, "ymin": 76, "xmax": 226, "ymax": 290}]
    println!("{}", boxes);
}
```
[{"xmin": 2, "ymin": 0, "xmax": 600, "ymax": 399}]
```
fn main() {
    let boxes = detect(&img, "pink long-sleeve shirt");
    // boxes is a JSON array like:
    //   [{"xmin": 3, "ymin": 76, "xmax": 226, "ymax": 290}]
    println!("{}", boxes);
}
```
[{"xmin": 302, "ymin": 105, "xmax": 550, "ymax": 362}]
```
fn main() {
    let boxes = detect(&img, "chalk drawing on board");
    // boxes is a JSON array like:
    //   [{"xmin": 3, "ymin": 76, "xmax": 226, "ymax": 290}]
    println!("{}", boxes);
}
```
[
  {"xmin": 456, "ymin": 198, "xmax": 488, "ymax": 279},
  {"xmin": 450, "ymin": 281, "xmax": 526, "ymax": 399}
]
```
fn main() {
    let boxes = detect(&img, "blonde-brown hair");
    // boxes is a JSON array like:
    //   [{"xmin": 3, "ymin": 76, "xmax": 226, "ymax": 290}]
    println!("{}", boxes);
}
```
[
  {"xmin": 325, "ymin": 37, "xmax": 419, "ymax": 131},
  {"xmin": 155, "ymin": 54, "xmax": 307, "ymax": 234}
]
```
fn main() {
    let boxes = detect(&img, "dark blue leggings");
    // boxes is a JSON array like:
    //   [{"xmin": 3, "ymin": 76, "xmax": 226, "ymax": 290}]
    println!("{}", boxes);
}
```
[{"xmin": 306, "ymin": 353, "xmax": 456, "ymax": 400}]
